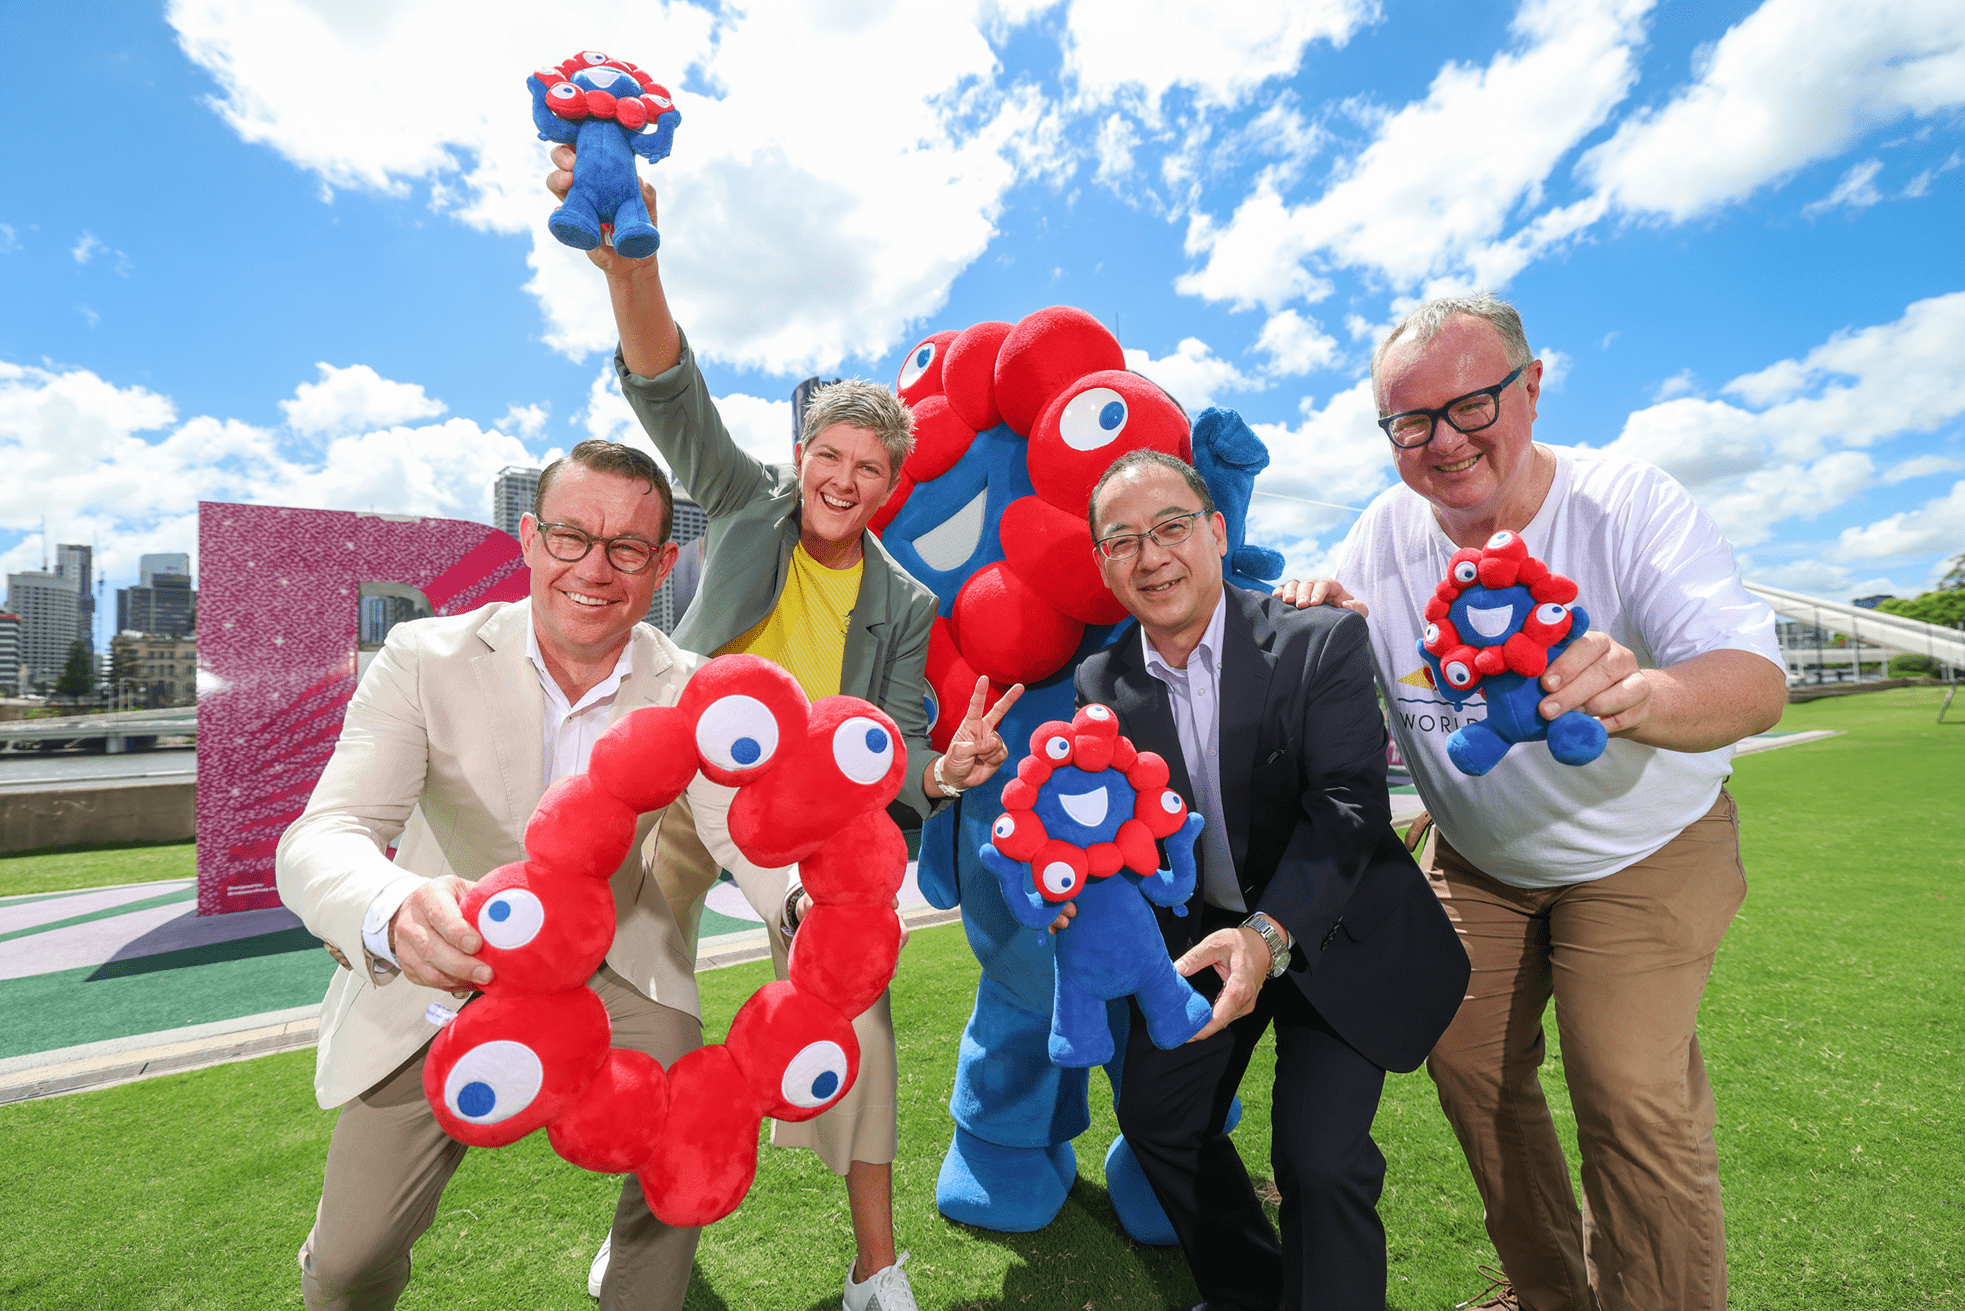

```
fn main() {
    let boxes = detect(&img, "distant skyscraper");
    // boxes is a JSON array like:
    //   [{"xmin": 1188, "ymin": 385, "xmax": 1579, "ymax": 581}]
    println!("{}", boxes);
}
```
[
  {"xmin": 360, "ymin": 594, "xmax": 421, "ymax": 646},
  {"xmin": 6, "ymin": 571, "xmax": 79, "ymax": 686},
  {"xmin": 116, "ymin": 574, "xmax": 196, "ymax": 637},
  {"xmin": 646, "ymin": 494, "xmax": 709, "ymax": 634},
  {"xmin": 493, "ymin": 466, "xmax": 542, "ymax": 539},
  {"xmin": 56, "ymin": 543, "xmax": 94, "ymax": 654},
  {"xmin": 139, "ymin": 552, "xmax": 192, "ymax": 587},
  {"xmin": 0, "ymin": 611, "xmax": 21, "ymax": 695}
]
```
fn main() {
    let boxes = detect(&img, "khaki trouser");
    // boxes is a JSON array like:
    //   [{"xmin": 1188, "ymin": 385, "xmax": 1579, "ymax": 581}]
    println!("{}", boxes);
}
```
[
  {"xmin": 1421, "ymin": 792, "xmax": 1746, "ymax": 1311},
  {"xmin": 298, "ymin": 966, "xmax": 701, "ymax": 1311}
]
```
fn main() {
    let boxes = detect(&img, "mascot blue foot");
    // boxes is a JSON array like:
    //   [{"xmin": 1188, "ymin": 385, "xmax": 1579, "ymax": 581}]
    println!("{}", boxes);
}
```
[
  {"xmin": 1103, "ymin": 1098, "xmax": 1243, "ymax": 1246},
  {"xmin": 937, "ymin": 1129, "xmax": 1077, "ymax": 1232}
]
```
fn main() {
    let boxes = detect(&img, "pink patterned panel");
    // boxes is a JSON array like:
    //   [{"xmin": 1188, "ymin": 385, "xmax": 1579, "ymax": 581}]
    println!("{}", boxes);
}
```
[{"xmin": 196, "ymin": 502, "xmax": 530, "ymax": 915}]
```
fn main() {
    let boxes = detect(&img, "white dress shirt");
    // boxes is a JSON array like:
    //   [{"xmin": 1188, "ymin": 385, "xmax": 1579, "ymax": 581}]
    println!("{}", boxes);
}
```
[
  {"xmin": 1140, "ymin": 591, "xmax": 1243, "ymax": 913},
  {"xmin": 359, "ymin": 613, "xmax": 636, "ymax": 966}
]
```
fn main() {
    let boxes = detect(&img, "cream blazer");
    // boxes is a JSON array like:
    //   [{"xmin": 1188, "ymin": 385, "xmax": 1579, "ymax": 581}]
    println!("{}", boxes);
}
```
[{"xmin": 276, "ymin": 599, "xmax": 787, "ymax": 1109}]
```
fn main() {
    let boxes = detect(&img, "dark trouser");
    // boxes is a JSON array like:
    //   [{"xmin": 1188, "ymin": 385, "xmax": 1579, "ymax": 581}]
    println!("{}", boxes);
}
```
[
  {"xmin": 1118, "ymin": 907, "xmax": 1388, "ymax": 1311},
  {"xmin": 298, "ymin": 966, "xmax": 701, "ymax": 1311}
]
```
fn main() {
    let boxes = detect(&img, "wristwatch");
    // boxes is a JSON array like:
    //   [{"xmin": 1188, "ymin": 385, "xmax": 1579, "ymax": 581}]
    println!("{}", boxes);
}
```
[
  {"xmin": 781, "ymin": 883, "xmax": 807, "ymax": 940},
  {"xmin": 1242, "ymin": 912, "xmax": 1292, "ymax": 979},
  {"xmin": 932, "ymin": 754, "xmax": 966, "ymax": 798}
]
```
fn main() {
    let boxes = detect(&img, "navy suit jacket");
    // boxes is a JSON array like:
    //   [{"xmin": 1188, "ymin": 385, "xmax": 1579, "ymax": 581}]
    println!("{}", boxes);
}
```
[{"xmin": 1075, "ymin": 585, "xmax": 1468, "ymax": 1073}]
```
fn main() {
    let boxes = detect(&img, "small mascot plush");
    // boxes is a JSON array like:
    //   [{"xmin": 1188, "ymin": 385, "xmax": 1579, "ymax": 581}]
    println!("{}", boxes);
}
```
[
  {"xmin": 528, "ymin": 51, "xmax": 681, "ymax": 259},
  {"xmin": 421, "ymin": 655, "xmax": 907, "ymax": 1227},
  {"xmin": 978, "ymin": 704, "xmax": 1212, "ymax": 1067},
  {"xmin": 1417, "ymin": 530, "xmax": 1609, "ymax": 776}
]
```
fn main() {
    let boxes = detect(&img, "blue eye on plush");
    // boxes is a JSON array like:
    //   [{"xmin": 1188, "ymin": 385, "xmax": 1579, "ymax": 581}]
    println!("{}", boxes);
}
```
[
  {"xmin": 477, "ymin": 889, "xmax": 545, "ymax": 950},
  {"xmin": 1058, "ymin": 387, "xmax": 1128, "ymax": 451},
  {"xmin": 897, "ymin": 340, "xmax": 938, "ymax": 390},
  {"xmin": 697, "ymin": 695, "xmax": 781, "ymax": 773},
  {"xmin": 442, "ymin": 1040, "xmax": 544, "ymax": 1124},
  {"xmin": 780, "ymin": 1040, "xmax": 850, "ymax": 1108},
  {"xmin": 832, "ymin": 716, "xmax": 894, "ymax": 784}
]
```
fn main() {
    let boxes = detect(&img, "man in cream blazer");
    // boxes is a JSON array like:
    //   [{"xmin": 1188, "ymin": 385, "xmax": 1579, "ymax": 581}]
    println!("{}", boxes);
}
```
[{"xmin": 278, "ymin": 442, "xmax": 784, "ymax": 1311}]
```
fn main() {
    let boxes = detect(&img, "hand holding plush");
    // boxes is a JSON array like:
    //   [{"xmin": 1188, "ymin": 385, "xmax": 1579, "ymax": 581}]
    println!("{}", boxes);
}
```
[
  {"xmin": 421, "ymin": 654, "xmax": 909, "ymax": 1227},
  {"xmin": 1417, "ymin": 530, "xmax": 1609, "ymax": 776},
  {"xmin": 529, "ymin": 51, "xmax": 680, "ymax": 259},
  {"xmin": 978, "ymin": 704, "xmax": 1213, "ymax": 1067}
]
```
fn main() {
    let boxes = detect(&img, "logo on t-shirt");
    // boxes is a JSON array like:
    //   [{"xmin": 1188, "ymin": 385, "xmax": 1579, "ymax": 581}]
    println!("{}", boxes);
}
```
[{"xmin": 1390, "ymin": 664, "xmax": 1485, "ymax": 738}]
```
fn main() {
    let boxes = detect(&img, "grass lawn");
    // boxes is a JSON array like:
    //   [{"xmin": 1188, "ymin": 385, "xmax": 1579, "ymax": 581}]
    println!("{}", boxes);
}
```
[
  {"xmin": 0, "ymin": 686, "xmax": 1956, "ymax": 1309},
  {"xmin": 0, "ymin": 841, "xmax": 194, "ymax": 899}
]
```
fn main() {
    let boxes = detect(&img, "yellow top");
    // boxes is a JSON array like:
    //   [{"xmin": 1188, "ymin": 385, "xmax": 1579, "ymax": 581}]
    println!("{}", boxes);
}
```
[{"xmin": 715, "ymin": 543, "xmax": 863, "ymax": 701}]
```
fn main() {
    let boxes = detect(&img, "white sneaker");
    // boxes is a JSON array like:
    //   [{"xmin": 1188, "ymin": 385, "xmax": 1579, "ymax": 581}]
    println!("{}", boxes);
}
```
[
  {"xmin": 842, "ymin": 1251, "xmax": 918, "ymax": 1311},
  {"xmin": 587, "ymin": 1235, "xmax": 610, "ymax": 1298}
]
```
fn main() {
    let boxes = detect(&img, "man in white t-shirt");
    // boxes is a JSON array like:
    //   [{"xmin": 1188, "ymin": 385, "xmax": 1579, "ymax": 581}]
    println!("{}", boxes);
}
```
[{"xmin": 1289, "ymin": 295, "xmax": 1787, "ymax": 1311}]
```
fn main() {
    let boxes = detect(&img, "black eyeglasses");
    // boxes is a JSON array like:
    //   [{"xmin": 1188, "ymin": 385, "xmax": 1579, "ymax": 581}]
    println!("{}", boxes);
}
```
[
  {"xmin": 1094, "ymin": 511, "xmax": 1205, "ymax": 561},
  {"xmin": 533, "ymin": 520, "xmax": 660, "ymax": 573},
  {"xmin": 1377, "ymin": 364, "xmax": 1527, "ymax": 449}
]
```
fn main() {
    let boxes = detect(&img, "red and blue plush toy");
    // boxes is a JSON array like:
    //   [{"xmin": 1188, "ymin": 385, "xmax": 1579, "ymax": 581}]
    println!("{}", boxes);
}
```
[
  {"xmin": 978, "ymin": 705, "xmax": 1210, "ymax": 1067},
  {"xmin": 528, "ymin": 52, "xmax": 680, "ymax": 260},
  {"xmin": 420, "ymin": 655, "xmax": 906, "ymax": 1227},
  {"xmin": 1417, "ymin": 530, "xmax": 1609, "ymax": 776}
]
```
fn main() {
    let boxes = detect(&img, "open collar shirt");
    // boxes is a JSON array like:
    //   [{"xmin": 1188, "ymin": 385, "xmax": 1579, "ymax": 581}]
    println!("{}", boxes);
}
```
[{"xmin": 1140, "ymin": 590, "xmax": 1244, "ymax": 913}]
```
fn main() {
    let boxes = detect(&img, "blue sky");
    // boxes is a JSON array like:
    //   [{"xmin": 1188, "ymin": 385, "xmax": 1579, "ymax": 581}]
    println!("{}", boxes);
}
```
[{"xmin": 4, "ymin": 0, "xmax": 1961, "ymax": 650}]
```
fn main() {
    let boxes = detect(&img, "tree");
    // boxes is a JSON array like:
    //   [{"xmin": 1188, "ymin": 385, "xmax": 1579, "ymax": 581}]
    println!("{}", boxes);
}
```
[
  {"xmin": 109, "ymin": 637, "xmax": 142, "ymax": 706},
  {"xmin": 1878, "ymin": 590, "xmax": 1965, "ymax": 628},
  {"xmin": 1941, "ymin": 551, "xmax": 1965, "ymax": 592},
  {"xmin": 55, "ymin": 639, "xmax": 95, "ymax": 700}
]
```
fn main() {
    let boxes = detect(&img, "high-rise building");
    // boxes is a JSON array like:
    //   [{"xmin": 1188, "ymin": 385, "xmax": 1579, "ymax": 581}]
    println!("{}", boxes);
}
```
[
  {"xmin": 139, "ymin": 552, "xmax": 192, "ymax": 587},
  {"xmin": 6, "ymin": 571, "xmax": 80, "ymax": 686},
  {"xmin": 360, "ymin": 594, "xmax": 421, "ymax": 646},
  {"xmin": 56, "ymin": 543, "xmax": 94, "ymax": 653},
  {"xmin": 0, "ymin": 611, "xmax": 21, "ymax": 695},
  {"xmin": 116, "ymin": 573, "xmax": 196, "ymax": 637},
  {"xmin": 646, "ymin": 494, "xmax": 710, "ymax": 633},
  {"xmin": 493, "ymin": 466, "xmax": 542, "ymax": 539}
]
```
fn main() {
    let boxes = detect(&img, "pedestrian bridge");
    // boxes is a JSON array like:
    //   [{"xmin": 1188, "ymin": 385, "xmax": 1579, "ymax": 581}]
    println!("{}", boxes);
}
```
[{"xmin": 0, "ymin": 708, "xmax": 198, "ymax": 754}]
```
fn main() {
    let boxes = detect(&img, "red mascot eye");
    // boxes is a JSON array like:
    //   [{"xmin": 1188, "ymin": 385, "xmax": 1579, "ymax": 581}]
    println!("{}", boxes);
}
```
[
  {"xmin": 1487, "ymin": 531, "xmax": 1515, "ymax": 549},
  {"xmin": 1158, "ymin": 790, "xmax": 1183, "ymax": 815},
  {"xmin": 549, "ymin": 82, "xmax": 579, "ymax": 100},
  {"xmin": 1535, "ymin": 602, "xmax": 1567, "ymax": 626},
  {"xmin": 477, "ymin": 889, "xmax": 545, "ymax": 950},
  {"xmin": 780, "ymin": 1040, "xmax": 851, "ymax": 1109},
  {"xmin": 992, "ymin": 814, "xmax": 1016, "ymax": 840},
  {"xmin": 1057, "ymin": 387, "xmax": 1129, "ymax": 452},
  {"xmin": 1043, "ymin": 735, "xmax": 1071, "ymax": 761},
  {"xmin": 1039, "ymin": 859, "xmax": 1081, "ymax": 897},
  {"xmin": 831, "ymin": 716, "xmax": 894, "ymax": 784},
  {"xmin": 581, "ymin": 50, "xmax": 610, "ymax": 64},
  {"xmin": 1444, "ymin": 660, "xmax": 1474, "ymax": 688},
  {"xmin": 442, "ymin": 1040, "xmax": 545, "ymax": 1125},
  {"xmin": 1423, "ymin": 622, "xmax": 1440, "ymax": 645},
  {"xmin": 1452, "ymin": 560, "xmax": 1478, "ymax": 585},
  {"xmin": 696, "ymin": 694, "xmax": 781, "ymax": 772},
  {"xmin": 897, "ymin": 340, "xmax": 937, "ymax": 390}
]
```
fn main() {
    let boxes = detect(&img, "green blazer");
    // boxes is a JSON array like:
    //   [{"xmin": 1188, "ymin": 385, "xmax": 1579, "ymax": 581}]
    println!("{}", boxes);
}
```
[{"xmin": 616, "ymin": 332, "xmax": 940, "ymax": 820}]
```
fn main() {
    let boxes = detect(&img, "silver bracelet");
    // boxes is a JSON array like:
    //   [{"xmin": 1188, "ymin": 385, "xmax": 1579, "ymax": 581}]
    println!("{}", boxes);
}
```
[{"xmin": 933, "ymin": 754, "xmax": 965, "ymax": 798}]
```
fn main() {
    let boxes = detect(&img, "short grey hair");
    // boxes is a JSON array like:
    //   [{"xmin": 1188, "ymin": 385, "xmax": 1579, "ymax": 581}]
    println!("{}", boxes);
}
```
[
  {"xmin": 1088, "ymin": 449, "xmax": 1215, "ymax": 539},
  {"xmin": 799, "ymin": 379, "xmax": 915, "ymax": 480},
  {"xmin": 1371, "ymin": 293, "xmax": 1533, "ymax": 408}
]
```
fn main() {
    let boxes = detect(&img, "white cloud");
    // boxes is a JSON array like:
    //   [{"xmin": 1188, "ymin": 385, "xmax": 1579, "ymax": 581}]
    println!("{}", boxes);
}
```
[
  {"xmin": 1652, "ymin": 368, "xmax": 1700, "ymax": 402},
  {"xmin": 170, "ymin": 0, "xmax": 1060, "ymax": 375},
  {"xmin": 1254, "ymin": 310, "xmax": 1340, "ymax": 377},
  {"xmin": 279, "ymin": 362, "xmax": 447, "ymax": 436},
  {"xmin": 1537, "ymin": 347, "xmax": 1570, "ymax": 391},
  {"xmin": 1094, "ymin": 113, "xmax": 1140, "ymax": 189},
  {"xmin": 1123, "ymin": 339, "xmax": 1259, "ymax": 411},
  {"xmin": 1242, "ymin": 378, "xmax": 1395, "ymax": 577},
  {"xmin": 1802, "ymin": 157, "xmax": 1885, "ymax": 215},
  {"xmin": 1178, "ymin": 0, "xmax": 1652, "ymax": 306},
  {"xmin": 71, "ymin": 232, "xmax": 105, "ymax": 264},
  {"xmin": 1063, "ymin": 0, "xmax": 1376, "ymax": 111},
  {"xmin": 570, "ymin": 361, "xmax": 793, "ymax": 501},
  {"xmin": 1743, "ymin": 557, "xmax": 1908, "ymax": 603},
  {"xmin": 1581, "ymin": 0, "xmax": 1965, "ymax": 221},
  {"xmin": 1703, "ymin": 451, "xmax": 1875, "ymax": 547},
  {"xmin": 1831, "ymin": 479, "xmax": 1965, "ymax": 559},
  {"xmin": 1882, "ymin": 453, "xmax": 1965, "ymax": 483},
  {"xmin": 499, "ymin": 402, "xmax": 550, "ymax": 439}
]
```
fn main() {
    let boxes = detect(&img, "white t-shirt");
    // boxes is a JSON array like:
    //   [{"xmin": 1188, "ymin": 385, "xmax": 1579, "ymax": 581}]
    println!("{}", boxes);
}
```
[{"xmin": 1332, "ymin": 445, "xmax": 1782, "ymax": 889}]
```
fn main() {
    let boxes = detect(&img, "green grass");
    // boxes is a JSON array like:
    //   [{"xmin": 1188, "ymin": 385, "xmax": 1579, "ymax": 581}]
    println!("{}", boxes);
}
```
[
  {"xmin": 0, "ymin": 686, "xmax": 1957, "ymax": 1308},
  {"xmin": 0, "ymin": 840, "xmax": 195, "ymax": 899}
]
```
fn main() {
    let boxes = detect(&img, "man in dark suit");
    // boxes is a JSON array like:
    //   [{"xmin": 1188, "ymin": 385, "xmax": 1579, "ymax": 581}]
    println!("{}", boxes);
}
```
[{"xmin": 1071, "ymin": 449, "xmax": 1469, "ymax": 1311}]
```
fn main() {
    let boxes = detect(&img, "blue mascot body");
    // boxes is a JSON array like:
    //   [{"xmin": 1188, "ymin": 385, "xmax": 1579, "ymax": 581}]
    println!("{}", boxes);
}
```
[{"xmin": 528, "ymin": 52, "xmax": 681, "ymax": 260}]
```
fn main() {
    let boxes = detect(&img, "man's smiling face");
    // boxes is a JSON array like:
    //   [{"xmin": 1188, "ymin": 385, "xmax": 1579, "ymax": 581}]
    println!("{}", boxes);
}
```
[
  {"xmin": 795, "ymin": 423, "xmax": 897, "ymax": 552},
  {"xmin": 1092, "ymin": 462, "xmax": 1227, "ymax": 654},
  {"xmin": 1378, "ymin": 315, "xmax": 1542, "ymax": 532},
  {"xmin": 520, "ymin": 462, "xmax": 675, "ymax": 665}
]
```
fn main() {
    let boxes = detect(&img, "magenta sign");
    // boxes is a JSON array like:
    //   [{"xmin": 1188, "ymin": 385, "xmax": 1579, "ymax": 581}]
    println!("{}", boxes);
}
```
[{"xmin": 195, "ymin": 502, "xmax": 530, "ymax": 915}]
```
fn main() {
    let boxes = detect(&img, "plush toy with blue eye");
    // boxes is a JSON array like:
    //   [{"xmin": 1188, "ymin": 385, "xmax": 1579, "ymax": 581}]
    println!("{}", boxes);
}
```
[
  {"xmin": 1417, "ymin": 530, "xmax": 1609, "ymax": 776},
  {"xmin": 529, "ymin": 51, "xmax": 681, "ymax": 259},
  {"xmin": 421, "ymin": 655, "xmax": 908, "ymax": 1227},
  {"xmin": 978, "ymin": 704, "xmax": 1212, "ymax": 1068}
]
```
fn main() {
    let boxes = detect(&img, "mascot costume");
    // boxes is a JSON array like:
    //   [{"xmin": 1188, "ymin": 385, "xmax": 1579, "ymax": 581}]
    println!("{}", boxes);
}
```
[{"xmin": 869, "ymin": 307, "xmax": 1279, "ymax": 1239}]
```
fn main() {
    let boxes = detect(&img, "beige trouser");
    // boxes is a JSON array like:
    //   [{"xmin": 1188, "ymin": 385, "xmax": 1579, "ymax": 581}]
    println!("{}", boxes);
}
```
[
  {"xmin": 1421, "ymin": 792, "xmax": 1746, "ymax": 1311},
  {"xmin": 298, "ymin": 966, "xmax": 701, "ymax": 1311}
]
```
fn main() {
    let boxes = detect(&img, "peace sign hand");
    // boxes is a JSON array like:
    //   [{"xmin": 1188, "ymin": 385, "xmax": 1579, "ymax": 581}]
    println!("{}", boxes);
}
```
[{"xmin": 934, "ymin": 677, "xmax": 1025, "ymax": 792}]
